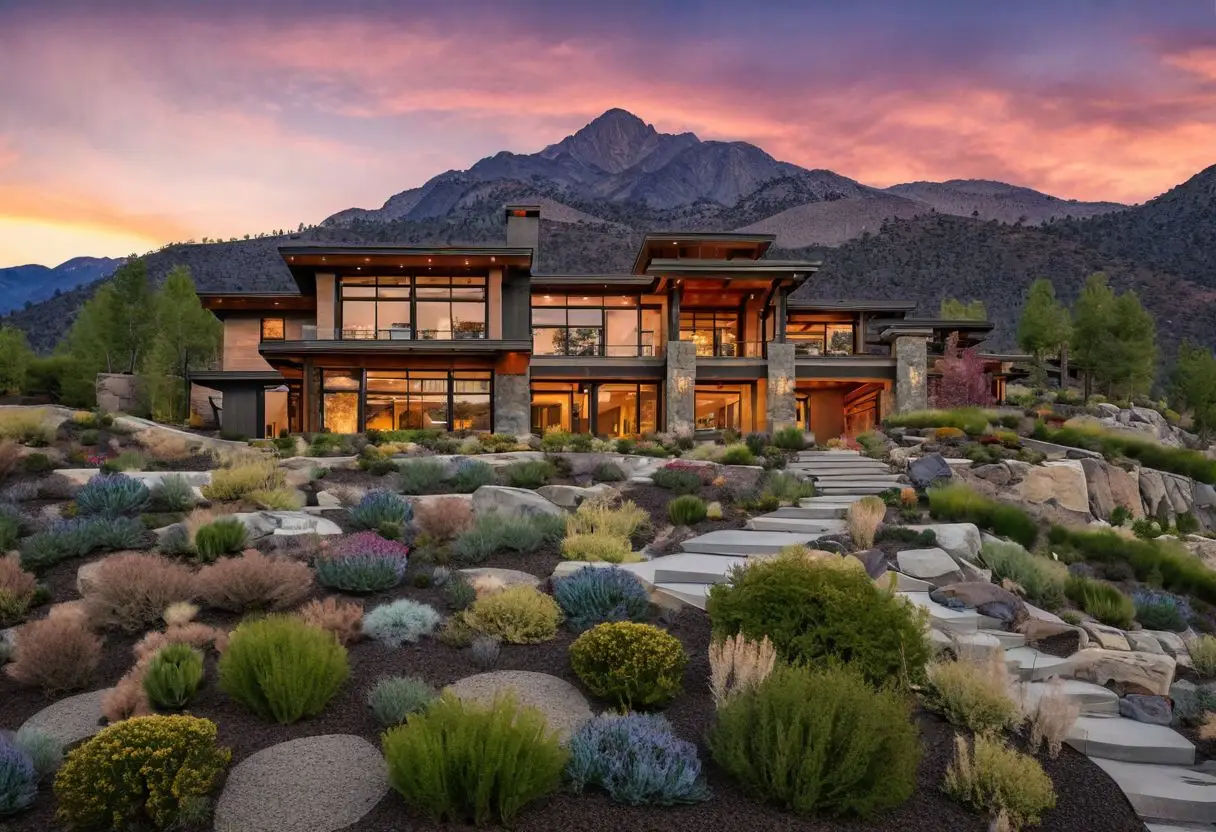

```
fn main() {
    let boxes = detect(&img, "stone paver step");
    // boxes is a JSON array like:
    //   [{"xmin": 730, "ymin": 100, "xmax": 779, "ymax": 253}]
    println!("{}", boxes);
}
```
[
  {"xmin": 1094, "ymin": 759, "xmax": 1216, "ymax": 825},
  {"xmin": 788, "ymin": 461, "xmax": 890, "ymax": 471},
  {"xmin": 1004, "ymin": 646, "xmax": 1073, "ymax": 681},
  {"xmin": 979, "ymin": 629, "xmax": 1026, "ymax": 650},
  {"xmin": 1015, "ymin": 679, "xmax": 1119, "ymax": 716},
  {"xmin": 746, "ymin": 516, "xmax": 847, "ymax": 534},
  {"xmin": 807, "ymin": 476, "xmax": 902, "ymax": 486},
  {"xmin": 680, "ymin": 529, "xmax": 829, "ymax": 557},
  {"xmin": 898, "ymin": 591, "xmax": 979, "ymax": 634},
  {"xmin": 623, "ymin": 552, "xmax": 747, "ymax": 586},
  {"xmin": 818, "ymin": 483, "xmax": 900, "ymax": 495},
  {"xmin": 1068, "ymin": 716, "xmax": 1195, "ymax": 765},
  {"xmin": 653, "ymin": 582, "xmax": 711, "ymax": 610},
  {"xmin": 766, "ymin": 504, "xmax": 850, "ymax": 520},
  {"xmin": 796, "ymin": 450, "xmax": 862, "ymax": 458}
]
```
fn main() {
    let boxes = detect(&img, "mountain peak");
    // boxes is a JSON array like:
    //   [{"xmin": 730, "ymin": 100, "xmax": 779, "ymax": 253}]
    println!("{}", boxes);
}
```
[{"xmin": 540, "ymin": 108, "xmax": 695, "ymax": 174}]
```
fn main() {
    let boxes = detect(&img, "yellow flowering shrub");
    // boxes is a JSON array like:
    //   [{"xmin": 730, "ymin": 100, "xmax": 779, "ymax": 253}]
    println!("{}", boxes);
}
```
[
  {"xmin": 461, "ymin": 586, "xmax": 562, "ymax": 644},
  {"xmin": 569, "ymin": 621, "xmax": 687, "ymax": 709},
  {"xmin": 934, "ymin": 427, "xmax": 966, "ymax": 441},
  {"xmin": 54, "ymin": 715, "xmax": 230, "ymax": 830}
]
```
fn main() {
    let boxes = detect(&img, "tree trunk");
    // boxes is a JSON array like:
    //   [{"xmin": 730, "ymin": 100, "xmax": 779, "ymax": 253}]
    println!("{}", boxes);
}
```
[{"xmin": 1058, "ymin": 344, "xmax": 1069, "ymax": 389}]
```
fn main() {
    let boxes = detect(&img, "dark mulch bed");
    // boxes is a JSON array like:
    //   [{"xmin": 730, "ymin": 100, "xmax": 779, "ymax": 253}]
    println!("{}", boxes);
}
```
[{"xmin": 1177, "ymin": 722, "xmax": 1216, "ymax": 764}]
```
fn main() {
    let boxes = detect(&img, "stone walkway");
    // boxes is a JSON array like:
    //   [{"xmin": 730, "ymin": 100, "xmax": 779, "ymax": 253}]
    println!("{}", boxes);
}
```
[
  {"xmin": 19, "ymin": 688, "xmax": 110, "ymax": 747},
  {"xmin": 446, "ymin": 670, "xmax": 593, "ymax": 742}
]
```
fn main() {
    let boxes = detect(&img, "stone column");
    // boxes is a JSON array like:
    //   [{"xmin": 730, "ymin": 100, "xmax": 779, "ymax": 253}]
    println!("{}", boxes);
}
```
[
  {"xmin": 766, "ymin": 342, "xmax": 796, "ymax": 431},
  {"xmin": 894, "ymin": 335, "xmax": 929, "ymax": 413},
  {"xmin": 666, "ymin": 340, "xmax": 696, "ymax": 436},
  {"xmin": 494, "ymin": 372, "xmax": 531, "ymax": 436}
]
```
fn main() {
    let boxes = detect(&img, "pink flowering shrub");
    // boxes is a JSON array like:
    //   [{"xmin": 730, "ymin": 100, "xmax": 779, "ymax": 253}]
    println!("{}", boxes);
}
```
[{"xmin": 314, "ymin": 531, "xmax": 409, "ymax": 593}]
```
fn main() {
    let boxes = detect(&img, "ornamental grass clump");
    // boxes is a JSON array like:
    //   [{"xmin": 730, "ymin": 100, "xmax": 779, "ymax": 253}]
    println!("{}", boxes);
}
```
[
  {"xmin": 1065, "ymin": 575, "xmax": 1134, "ymax": 629},
  {"xmin": 567, "ymin": 496, "xmax": 649, "ymax": 540},
  {"xmin": 772, "ymin": 426, "xmax": 807, "ymax": 450},
  {"xmin": 943, "ymin": 734, "xmax": 1055, "ymax": 830},
  {"xmin": 12, "ymin": 727, "xmax": 62, "ymax": 783},
  {"xmin": 368, "ymin": 675, "xmax": 437, "ymax": 727},
  {"xmin": 201, "ymin": 455, "xmax": 283, "ymax": 501},
  {"xmin": 1021, "ymin": 677, "xmax": 1080, "ymax": 759},
  {"xmin": 191, "ymin": 517, "xmax": 247, "ymax": 562},
  {"xmin": 363, "ymin": 599, "xmax": 442, "ymax": 648},
  {"xmin": 396, "ymin": 458, "xmax": 449, "ymax": 496},
  {"xmin": 53, "ymin": 715, "xmax": 230, "ymax": 831},
  {"xmin": 382, "ymin": 694, "xmax": 567, "ymax": 825},
  {"xmin": 141, "ymin": 643, "xmax": 204, "ymax": 710},
  {"xmin": 452, "ymin": 514, "xmax": 562, "ymax": 564},
  {"xmin": 4, "ymin": 610, "xmax": 102, "ymax": 694},
  {"xmin": 668, "ymin": 495, "xmax": 707, "ymax": 525},
  {"xmin": 349, "ymin": 490, "xmax": 414, "ymax": 538},
  {"xmin": 559, "ymin": 532, "xmax": 638, "ymax": 564},
  {"xmin": 1189, "ymin": 634, "xmax": 1216, "ymax": 678},
  {"xmin": 314, "ymin": 531, "xmax": 409, "ymax": 592},
  {"xmin": 928, "ymin": 483, "xmax": 1038, "ymax": 548},
  {"xmin": 1133, "ymin": 588, "xmax": 1190, "ymax": 632},
  {"xmin": 298, "ymin": 596, "xmax": 364, "ymax": 645},
  {"xmin": 149, "ymin": 473, "xmax": 195, "ymax": 512},
  {"xmin": 219, "ymin": 615, "xmax": 348, "ymax": 723},
  {"xmin": 718, "ymin": 444, "xmax": 754, "ymax": 465},
  {"xmin": 651, "ymin": 466, "xmax": 704, "ymax": 495},
  {"xmin": 195, "ymin": 549, "xmax": 313, "ymax": 613},
  {"xmin": 708, "ymin": 632, "xmax": 777, "ymax": 708},
  {"xmin": 0, "ymin": 554, "xmax": 38, "ymax": 627},
  {"xmin": 925, "ymin": 652, "xmax": 1021, "ymax": 736},
  {"xmin": 706, "ymin": 553, "xmax": 931, "ymax": 688},
  {"xmin": 450, "ymin": 459, "xmax": 496, "ymax": 493},
  {"xmin": 569, "ymin": 621, "xmax": 686, "ymax": 710},
  {"xmin": 461, "ymin": 585, "xmax": 561, "ymax": 644},
  {"xmin": 846, "ymin": 495, "xmax": 885, "ymax": 549},
  {"xmin": 75, "ymin": 473, "xmax": 150, "ymax": 517},
  {"xmin": 709, "ymin": 664, "xmax": 919, "ymax": 818},
  {"xmin": 553, "ymin": 566, "xmax": 650, "ymax": 631},
  {"xmin": 502, "ymin": 460, "xmax": 556, "ymax": 489},
  {"xmin": 978, "ymin": 540, "xmax": 1067, "ymax": 611},
  {"xmin": 567, "ymin": 714, "xmax": 710, "ymax": 806},
  {"xmin": 20, "ymin": 516, "xmax": 145, "ymax": 570},
  {"xmin": 82, "ymin": 553, "xmax": 196, "ymax": 632},
  {"xmin": 0, "ymin": 734, "xmax": 37, "ymax": 816},
  {"xmin": 247, "ymin": 487, "xmax": 304, "ymax": 511}
]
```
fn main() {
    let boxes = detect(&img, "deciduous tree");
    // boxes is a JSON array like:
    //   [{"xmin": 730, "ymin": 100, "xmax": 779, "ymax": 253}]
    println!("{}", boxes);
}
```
[
  {"xmin": 1171, "ymin": 341, "xmax": 1216, "ymax": 435},
  {"xmin": 0, "ymin": 326, "xmax": 34, "ymax": 394},
  {"xmin": 931, "ymin": 333, "xmax": 994, "ymax": 407},
  {"xmin": 1017, "ymin": 278, "xmax": 1071, "ymax": 386}
]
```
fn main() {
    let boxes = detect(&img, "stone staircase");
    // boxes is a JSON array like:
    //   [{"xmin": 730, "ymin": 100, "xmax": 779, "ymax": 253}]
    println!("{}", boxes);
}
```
[{"xmin": 786, "ymin": 449, "xmax": 904, "ymax": 496}]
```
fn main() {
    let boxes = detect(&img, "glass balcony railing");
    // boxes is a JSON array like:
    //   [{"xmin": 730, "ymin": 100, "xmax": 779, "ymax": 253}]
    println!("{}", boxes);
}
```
[
  {"xmin": 694, "ymin": 341, "xmax": 766, "ymax": 358},
  {"xmin": 534, "ymin": 343, "xmax": 663, "ymax": 358},
  {"xmin": 293, "ymin": 325, "xmax": 488, "ymax": 342}
]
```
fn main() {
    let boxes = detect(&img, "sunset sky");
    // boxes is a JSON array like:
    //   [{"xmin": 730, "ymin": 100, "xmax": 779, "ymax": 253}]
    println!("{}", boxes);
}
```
[{"xmin": 2, "ymin": 0, "xmax": 1214, "ymax": 267}]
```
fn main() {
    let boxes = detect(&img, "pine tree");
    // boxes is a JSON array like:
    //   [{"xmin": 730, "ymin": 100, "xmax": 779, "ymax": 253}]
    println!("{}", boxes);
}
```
[
  {"xmin": 1017, "ymin": 278, "xmax": 1071, "ymax": 386},
  {"xmin": 1171, "ymin": 341, "xmax": 1216, "ymax": 435},
  {"xmin": 1070, "ymin": 273, "xmax": 1156, "ymax": 400}
]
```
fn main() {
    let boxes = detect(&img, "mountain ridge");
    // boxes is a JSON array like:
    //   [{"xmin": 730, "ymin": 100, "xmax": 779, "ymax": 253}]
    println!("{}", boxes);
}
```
[{"xmin": 0, "ymin": 256, "xmax": 124, "ymax": 314}]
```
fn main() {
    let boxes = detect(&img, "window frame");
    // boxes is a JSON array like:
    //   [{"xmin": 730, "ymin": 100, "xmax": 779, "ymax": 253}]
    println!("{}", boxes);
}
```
[
  {"xmin": 529, "ymin": 294, "xmax": 657, "ymax": 357},
  {"xmin": 260, "ymin": 317, "xmax": 286, "ymax": 341},
  {"xmin": 336, "ymin": 275, "xmax": 488, "ymax": 341}
]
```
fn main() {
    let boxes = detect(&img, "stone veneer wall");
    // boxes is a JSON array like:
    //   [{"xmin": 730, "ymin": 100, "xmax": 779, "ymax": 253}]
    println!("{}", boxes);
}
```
[
  {"xmin": 665, "ymin": 340, "xmax": 696, "ymax": 435},
  {"xmin": 95, "ymin": 373, "xmax": 140, "ymax": 414},
  {"xmin": 893, "ymin": 336, "xmax": 928, "ymax": 413},
  {"xmin": 765, "ymin": 342, "xmax": 796, "ymax": 431},
  {"xmin": 494, "ymin": 372, "xmax": 530, "ymax": 435}
]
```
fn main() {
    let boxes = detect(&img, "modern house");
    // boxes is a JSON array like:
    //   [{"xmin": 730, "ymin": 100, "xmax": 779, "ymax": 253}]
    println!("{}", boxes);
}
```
[{"xmin": 193, "ymin": 205, "xmax": 995, "ymax": 440}]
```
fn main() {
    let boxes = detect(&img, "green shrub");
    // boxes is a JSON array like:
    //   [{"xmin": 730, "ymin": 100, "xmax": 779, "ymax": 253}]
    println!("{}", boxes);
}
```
[
  {"xmin": 53, "ymin": 715, "xmax": 230, "ymax": 831},
  {"xmin": 875, "ymin": 527, "xmax": 938, "ymax": 547},
  {"xmin": 1133, "ymin": 590, "xmax": 1189, "ymax": 632},
  {"xmin": 1189, "ymin": 635, "xmax": 1216, "ymax": 678},
  {"xmin": 925, "ymin": 655, "xmax": 1020, "ymax": 735},
  {"xmin": 709, "ymin": 664, "xmax": 919, "ymax": 818},
  {"xmin": 218, "ymin": 615, "xmax": 349, "ymax": 724},
  {"xmin": 978, "ymin": 540, "xmax": 1067, "ymax": 610},
  {"xmin": 382, "ymin": 693, "xmax": 567, "ymax": 825},
  {"xmin": 452, "ymin": 514, "xmax": 559, "ymax": 564},
  {"xmin": 593, "ymin": 462, "xmax": 626, "ymax": 482},
  {"xmin": 20, "ymin": 516, "xmax": 145, "ymax": 570},
  {"xmin": 75, "ymin": 473, "xmax": 151, "ymax": 516},
  {"xmin": 567, "ymin": 498, "xmax": 649, "ymax": 539},
  {"xmin": 707, "ymin": 555, "xmax": 931, "ymax": 688},
  {"xmin": 150, "ymin": 474, "xmax": 195, "ymax": 512},
  {"xmin": 192, "ymin": 518, "xmax": 247, "ymax": 562},
  {"xmin": 1109, "ymin": 505, "xmax": 1132, "ymax": 527},
  {"xmin": 201, "ymin": 457, "xmax": 283, "ymax": 501},
  {"xmin": 247, "ymin": 487, "xmax": 304, "ymax": 510},
  {"xmin": 943, "ymin": 734, "xmax": 1055, "ymax": 830},
  {"xmin": 397, "ymin": 459, "xmax": 448, "ymax": 495},
  {"xmin": 760, "ymin": 471, "xmax": 814, "ymax": 504},
  {"xmin": 443, "ymin": 573, "xmax": 477, "ymax": 611},
  {"xmin": 569, "ymin": 621, "xmax": 686, "ymax": 709},
  {"xmin": 650, "ymin": 467, "xmax": 703, "ymax": 494},
  {"xmin": 363, "ymin": 600, "xmax": 442, "ymax": 647},
  {"xmin": 718, "ymin": 444, "xmax": 755, "ymax": 465},
  {"xmin": 886, "ymin": 408, "xmax": 992, "ymax": 436},
  {"xmin": 1065, "ymin": 576, "xmax": 1134, "ymax": 629},
  {"xmin": 772, "ymin": 426, "xmax": 806, "ymax": 450},
  {"xmin": 142, "ymin": 644, "xmax": 204, "ymax": 710},
  {"xmin": 1177, "ymin": 511, "xmax": 1201, "ymax": 535},
  {"xmin": 668, "ymin": 495, "xmax": 707, "ymax": 525},
  {"xmin": 462, "ymin": 585, "xmax": 562, "ymax": 644},
  {"xmin": 450, "ymin": 459, "xmax": 496, "ymax": 493},
  {"xmin": 560, "ymin": 532, "xmax": 637, "ymax": 563},
  {"xmin": 367, "ymin": 675, "xmax": 437, "ymax": 727},
  {"xmin": 928, "ymin": 483, "xmax": 1038, "ymax": 548},
  {"xmin": 501, "ymin": 460, "xmax": 555, "ymax": 489}
]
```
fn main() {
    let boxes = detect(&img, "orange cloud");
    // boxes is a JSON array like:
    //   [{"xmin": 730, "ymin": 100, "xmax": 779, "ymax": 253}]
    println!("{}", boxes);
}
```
[{"xmin": 0, "ymin": 183, "xmax": 195, "ymax": 252}]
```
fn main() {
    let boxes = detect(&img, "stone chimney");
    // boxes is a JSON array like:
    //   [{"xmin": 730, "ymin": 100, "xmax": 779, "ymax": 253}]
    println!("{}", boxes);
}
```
[{"xmin": 504, "ymin": 204, "xmax": 540, "ymax": 261}]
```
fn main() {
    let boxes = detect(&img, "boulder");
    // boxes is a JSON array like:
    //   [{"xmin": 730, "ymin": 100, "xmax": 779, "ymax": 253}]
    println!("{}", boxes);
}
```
[
  {"xmin": 471, "ymin": 485, "xmax": 564, "ymax": 519},
  {"xmin": 907, "ymin": 523, "xmax": 982, "ymax": 559},
  {"xmin": 1193, "ymin": 482, "xmax": 1216, "ymax": 531},
  {"xmin": 551, "ymin": 561, "xmax": 617, "ymax": 580},
  {"xmin": 932, "ymin": 582, "xmax": 1026, "ymax": 628},
  {"xmin": 459, "ymin": 567, "xmax": 542, "ymax": 591},
  {"xmin": 1118, "ymin": 694, "xmax": 1173, "ymax": 726},
  {"xmin": 535, "ymin": 483, "xmax": 615, "ymax": 509},
  {"xmin": 888, "ymin": 447, "xmax": 913, "ymax": 471},
  {"xmin": 1080, "ymin": 458, "xmax": 1144, "ymax": 521},
  {"xmin": 1142, "ymin": 629, "xmax": 1188, "ymax": 660},
  {"xmin": 1009, "ymin": 460, "xmax": 1092, "ymax": 524},
  {"xmin": 971, "ymin": 464, "xmax": 1011, "ymax": 487},
  {"xmin": 908, "ymin": 453, "xmax": 952, "ymax": 488},
  {"xmin": 896, "ymin": 548, "xmax": 961, "ymax": 584},
  {"xmin": 76, "ymin": 560, "xmax": 103, "ymax": 595},
  {"xmin": 231, "ymin": 511, "xmax": 343, "ymax": 539},
  {"xmin": 1162, "ymin": 471, "xmax": 1195, "ymax": 518},
  {"xmin": 1140, "ymin": 469, "xmax": 1170, "ymax": 520},
  {"xmin": 1081, "ymin": 621, "xmax": 1131, "ymax": 651},
  {"xmin": 1018, "ymin": 602, "xmax": 1090, "ymax": 649},
  {"xmin": 850, "ymin": 548, "xmax": 887, "ymax": 580},
  {"xmin": 1126, "ymin": 631, "xmax": 1165, "ymax": 655},
  {"xmin": 1095, "ymin": 403, "xmax": 1121, "ymax": 418},
  {"xmin": 1067, "ymin": 648, "xmax": 1176, "ymax": 696}
]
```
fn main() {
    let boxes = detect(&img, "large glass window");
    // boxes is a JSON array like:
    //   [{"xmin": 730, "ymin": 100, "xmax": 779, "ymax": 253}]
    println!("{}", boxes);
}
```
[
  {"xmin": 452, "ymin": 372, "xmax": 491, "ymax": 432},
  {"xmin": 324, "ymin": 369, "xmax": 492, "ymax": 432},
  {"xmin": 680, "ymin": 311, "xmax": 739, "ymax": 357},
  {"xmin": 787, "ymin": 321, "xmax": 856, "ymax": 356},
  {"xmin": 530, "ymin": 383, "xmax": 658, "ymax": 438},
  {"xmin": 322, "ymin": 371, "xmax": 360, "ymax": 433},
  {"xmin": 338, "ymin": 275, "xmax": 485, "ymax": 340},
  {"xmin": 530, "ymin": 382, "xmax": 590, "ymax": 434},
  {"xmin": 530, "ymin": 295, "xmax": 656, "ymax": 356},
  {"xmin": 695, "ymin": 387, "xmax": 743, "ymax": 431}
]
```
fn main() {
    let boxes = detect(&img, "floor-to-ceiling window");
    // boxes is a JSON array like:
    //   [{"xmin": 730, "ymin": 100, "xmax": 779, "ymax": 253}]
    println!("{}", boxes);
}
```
[
  {"xmin": 530, "ymin": 382, "xmax": 659, "ymax": 437},
  {"xmin": 452, "ymin": 372, "xmax": 492, "ymax": 431},
  {"xmin": 322, "ymin": 371, "xmax": 360, "ymax": 433},
  {"xmin": 324, "ymin": 369, "xmax": 493, "ymax": 433},
  {"xmin": 531, "ymin": 295, "xmax": 659, "ymax": 356},
  {"xmin": 787, "ymin": 321, "xmax": 856, "ymax": 356},
  {"xmin": 680, "ymin": 311, "xmax": 739, "ymax": 357},
  {"xmin": 694, "ymin": 386, "xmax": 743, "ymax": 431},
  {"xmin": 338, "ymin": 275, "xmax": 485, "ymax": 341},
  {"xmin": 530, "ymin": 382, "xmax": 590, "ymax": 434}
]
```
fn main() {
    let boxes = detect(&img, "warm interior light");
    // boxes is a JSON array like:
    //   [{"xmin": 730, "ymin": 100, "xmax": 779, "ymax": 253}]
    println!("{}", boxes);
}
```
[{"xmin": 490, "ymin": 256, "xmax": 495, "ymax": 262}]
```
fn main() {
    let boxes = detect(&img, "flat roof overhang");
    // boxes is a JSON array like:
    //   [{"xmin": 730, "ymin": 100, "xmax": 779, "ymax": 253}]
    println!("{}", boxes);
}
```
[
  {"xmin": 199, "ymin": 293, "xmax": 315, "ymax": 314},
  {"xmin": 795, "ymin": 356, "xmax": 897, "ymax": 381},
  {"xmin": 788, "ymin": 299, "xmax": 917, "ymax": 312},
  {"xmin": 645, "ymin": 258, "xmax": 820, "ymax": 277},
  {"xmin": 906, "ymin": 317, "xmax": 996, "ymax": 333},
  {"xmin": 278, "ymin": 244, "xmax": 534, "ymax": 293},
  {"xmin": 632, "ymin": 232, "xmax": 776, "ymax": 274},
  {"xmin": 530, "ymin": 356, "xmax": 665, "ymax": 381},
  {"xmin": 529, "ymin": 274, "xmax": 657, "ymax": 292},
  {"xmin": 695, "ymin": 358, "xmax": 767, "ymax": 381},
  {"xmin": 259, "ymin": 339, "xmax": 533, "ymax": 361},
  {"xmin": 188, "ymin": 370, "xmax": 285, "ymax": 390}
]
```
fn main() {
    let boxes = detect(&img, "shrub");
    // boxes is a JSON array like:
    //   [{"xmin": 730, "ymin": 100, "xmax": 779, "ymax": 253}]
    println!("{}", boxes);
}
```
[
  {"xmin": 12, "ymin": 726, "xmax": 61, "ymax": 782},
  {"xmin": 363, "ymin": 599, "xmax": 442, "ymax": 647},
  {"xmin": 709, "ymin": 664, "xmax": 919, "ymax": 818},
  {"xmin": 414, "ymin": 496, "xmax": 474, "ymax": 541},
  {"xmin": 925, "ymin": 653, "xmax": 1020, "ymax": 735},
  {"xmin": 567, "ymin": 497, "xmax": 649, "ymax": 539},
  {"xmin": 593, "ymin": 462, "xmax": 625, "ymax": 482},
  {"xmin": 4, "ymin": 610, "xmax": 102, "ymax": 693},
  {"xmin": 886, "ymin": 407, "xmax": 993, "ymax": 435},
  {"xmin": 450, "ymin": 459, "xmax": 496, "ymax": 493},
  {"xmin": 443, "ymin": 573, "xmax": 477, "ymax": 610},
  {"xmin": 651, "ymin": 467, "xmax": 703, "ymax": 494},
  {"xmin": 349, "ymin": 490, "xmax": 413, "ymax": 537},
  {"xmin": 395, "ymin": 458, "xmax": 447, "ymax": 495},
  {"xmin": 772, "ymin": 426, "xmax": 806, "ymax": 450},
  {"xmin": 718, "ymin": 444, "xmax": 755, "ymax": 465},
  {"xmin": 847, "ymin": 495, "xmax": 885, "ymax": 549},
  {"xmin": 1133, "ymin": 588, "xmax": 1190, "ymax": 632},
  {"xmin": 978, "ymin": 540, "xmax": 1067, "ymax": 610},
  {"xmin": 760, "ymin": 471, "xmax": 815, "ymax": 504},
  {"xmin": 1190, "ymin": 635, "xmax": 1216, "ymax": 678},
  {"xmin": 382, "ymin": 693, "xmax": 567, "ymax": 824},
  {"xmin": 53, "ymin": 715, "xmax": 230, "ymax": 830},
  {"xmin": 149, "ymin": 474, "xmax": 194, "ymax": 512},
  {"xmin": 368, "ymin": 675, "xmax": 437, "ymax": 726},
  {"xmin": 82, "ymin": 553, "xmax": 196, "ymax": 632},
  {"xmin": 0, "ymin": 734, "xmax": 37, "ymax": 815},
  {"xmin": 928, "ymin": 483, "xmax": 1038, "ymax": 548},
  {"xmin": 1065, "ymin": 576, "xmax": 1134, "ymax": 629},
  {"xmin": 20, "ymin": 452, "xmax": 53, "ymax": 474},
  {"xmin": 707, "ymin": 554, "xmax": 930, "ymax": 688},
  {"xmin": 314, "ymin": 531, "xmax": 409, "ymax": 592},
  {"xmin": 0, "ymin": 554, "xmax": 37, "ymax": 627},
  {"xmin": 943, "ymin": 734, "xmax": 1055, "ymax": 830},
  {"xmin": 1023, "ymin": 677, "xmax": 1080, "ymax": 758},
  {"xmin": 75, "ymin": 473, "xmax": 150, "ymax": 517},
  {"xmin": 201, "ymin": 456, "xmax": 282, "ymax": 501},
  {"xmin": 560, "ymin": 532, "xmax": 636, "ymax": 563},
  {"xmin": 20, "ymin": 515, "xmax": 145, "ymax": 571},
  {"xmin": 219, "ymin": 615, "xmax": 348, "ymax": 723},
  {"xmin": 196, "ymin": 549, "xmax": 313, "ymax": 612},
  {"xmin": 569, "ymin": 621, "xmax": 686, "ymax": 709},
  {"xmin": 554, "ymin": 566, "xmax": 650, "ymax": 631},
  {"xmin": 708, "ymin": 632, "xmax": 777, "ymax": 708},
  {"xmin": 142, "ymin": 643, "xmax": 204, "ymax": 709},
  {"xmin": 192, "ymin": 517, "xmax": 247, "ymax": 562},
  {"xmin": 462, "ymin": 585, "xmax": 561, "ymax": 644},
  {"xmin": 452, "ymin": 514, "xmax": 557, "ymax": 564},
  {"xmin": 567, "ymin": 713, "xmax": 709, "ymax": 806},
  {"xmin": 247, "ymin": 487, "xmax": 304, "ymax": 510},
  {"xmin": 298, "ymin": 596, "xmax": 364, "ymax": 645},
  {"xmin": 0, "ymin": 504, "xmax": 19, "ymax": 552},
  {"xmin": 0, "ymin": 409, "xmax": 52, "ymax": 445},
  {"xmin": 668, "ymin": 495, "xmax": 707, "ymax": 525},
  {"xmin": 502, "ymin": 460, "xmax": 555, "ymax": 489},
  {"xmin": 471, "ymin": 634, "xmax": 501, "ymax": 669}
]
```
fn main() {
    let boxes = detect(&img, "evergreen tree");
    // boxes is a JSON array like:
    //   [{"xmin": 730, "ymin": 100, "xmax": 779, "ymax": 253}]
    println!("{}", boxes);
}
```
[
  {"xmin": 1017, "ymin": 278, "xmax": 1071, "ymax": 386},
  {"xmin": 1070, "ymin": 273, "xmax": 1117, "ymax": 399},
  {"xmin": 0, "ymin": 326, "xmax": 34, "ymax": 395},
  {"xmin": 1171, "ymin": 340, "xmax": 1216, "ymax": 435},
  {"xmin": 143, "ymin": 266, "xmax": 221, "ymax": 420},
  {"xmin": 1070, "ymin": 272, "xmax": 1156, "ymax": 399}
]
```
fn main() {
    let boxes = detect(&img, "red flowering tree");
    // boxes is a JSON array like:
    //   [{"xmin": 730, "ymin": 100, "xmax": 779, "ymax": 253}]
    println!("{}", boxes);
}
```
[{"xmin": 931, "ymin": 334, "xmax": 994, "ymax": 408}]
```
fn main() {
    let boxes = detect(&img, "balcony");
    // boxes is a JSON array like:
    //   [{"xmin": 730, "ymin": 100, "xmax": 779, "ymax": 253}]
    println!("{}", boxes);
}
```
[
  {"xmin": 296, "ymin": 325, "xmax": 488, "ymax": 341},
  {"xmin": 694, "ymin": 341, "xmax": 766, "ymax": 358},
  {"xmin": 258, "ymin": 324, "xmax": 530, "ymax": 359}
]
